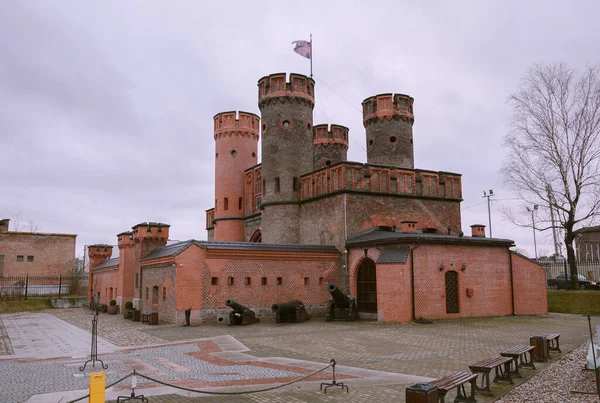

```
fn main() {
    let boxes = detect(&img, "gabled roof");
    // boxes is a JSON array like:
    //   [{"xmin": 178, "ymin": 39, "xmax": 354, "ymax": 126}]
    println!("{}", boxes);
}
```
[
  {"xmin": 376, "ymin": 246, "xmax": 410, "ymax": 264},
  {"xmin": 346, "ymin": 227, "xmax": 514, "ymax": 247},
  {"xmin": 141, "ymin": 240, "xmax": 340, "ymax": 261},
  {"xmin": 93, "ymin": 257, "xmax": 119, "ymax": 269}
]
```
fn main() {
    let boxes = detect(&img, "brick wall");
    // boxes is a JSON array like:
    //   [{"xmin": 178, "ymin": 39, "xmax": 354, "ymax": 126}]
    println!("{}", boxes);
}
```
[
  {"xmin": 166, "ymin": 244, "xmax": 340, "ymax": 325},
  {"xmin": 92, "ymin": 266, "xmax": 120, "ymax": 305},
  {"xmin": 0, "ymin": 232, "xmax": 76, "ymax": 277},
  {"xmin": 140, "ymin": 263, "xmax": 176, "ymax": 323},
  {"xmin": 512, "ymin": 252, "xmax": 548, "ymax": 315},
  {"xmin": 348, "ymin": 243, "xmax": 545, "ymax": 323}
]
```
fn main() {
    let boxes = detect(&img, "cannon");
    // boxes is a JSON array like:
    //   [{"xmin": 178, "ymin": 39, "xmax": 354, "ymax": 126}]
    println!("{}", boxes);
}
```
[
  {"xmin": 226, "ymin": 299, "xmax": 260, "ymax": 326},
  {"xmin": 271, "ymin": 300, "xmax": 310, "ymax": 323},
  {"xmin": 326, "ymin": 284, "xmax": 359, "ymax": 322}
]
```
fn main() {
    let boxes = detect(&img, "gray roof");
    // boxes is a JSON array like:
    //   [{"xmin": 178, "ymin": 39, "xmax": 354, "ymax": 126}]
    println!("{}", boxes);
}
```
[
  {"xmin": 574, "ymin": 225, "xmax": 600, "ymax": 234},
  {"xmin": 376, "ymin": 246, "xmax": 410, "ymax": 264},
  {"xmin": 141, "ymin": 240, "xmax": 340, "ymax": 262},
  {"xmin": 346, "ymin": 227, "xmax": 514, "ymax": 247},
  {"xmin": 93, "ymin": 257, "xmax": 119, "ymax": 269},
  {"xmin": 141, "ymin": 240, "xmax": 195, "ymax": 261}
]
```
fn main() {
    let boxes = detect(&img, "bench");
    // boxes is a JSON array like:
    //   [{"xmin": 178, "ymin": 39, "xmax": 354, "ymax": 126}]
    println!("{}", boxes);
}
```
[
  {"xmin": 141, "ymin": 313, "xmax": 150, "ymax": 324},
  {"xmin": 540, "ymin": 333, "xmax": 561, "ymax": 354},
  {"xmin": 500, "ymin": 345, "xmax": 535, "ymax": 377},
  {"xmin": 431, "ymin": 371, "xmax": 478, "ymax": 403},
  {"xmin": 468, "ymin": 356, "xmax": 513, "ymax": 396}
]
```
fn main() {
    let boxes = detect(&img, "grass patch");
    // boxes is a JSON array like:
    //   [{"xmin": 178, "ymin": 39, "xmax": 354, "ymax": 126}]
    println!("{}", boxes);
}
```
[
  {"xmin": 547, "ymin": 290, "xmax": 600, "ymax": 315},
  {"xmin": 0, "ymin": 300, "xmax": 54, "ymax": 313}
]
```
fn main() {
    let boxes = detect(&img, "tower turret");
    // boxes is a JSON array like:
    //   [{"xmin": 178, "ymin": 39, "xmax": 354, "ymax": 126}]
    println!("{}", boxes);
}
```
[
  {"xmin": 362, "ymin": 93, "xmax": 415, "ymax": 168},
  {"xmin": 258, "ymin": 73, "xmax": 315, "ymax": 244},
  {"xmin": 213, "ymin": 111, "xmax": 260, "ymax": 241},
  {"xmin": 313, "ymin": 124, "xmax": 348, "ymax": 170},
  {"xmin": 88, "ymin": 244, "xmax": 113, "ymax": 269}
]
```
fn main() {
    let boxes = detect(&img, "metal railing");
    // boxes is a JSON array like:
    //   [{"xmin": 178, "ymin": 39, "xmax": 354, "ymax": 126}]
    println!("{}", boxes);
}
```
[
  {"xmin": 536, "ymin": 260, "xmax": 600, "ymax": 282},
  {"xmin": 0, "ymin": 274, "xmax": 88, "ymax": 300}
]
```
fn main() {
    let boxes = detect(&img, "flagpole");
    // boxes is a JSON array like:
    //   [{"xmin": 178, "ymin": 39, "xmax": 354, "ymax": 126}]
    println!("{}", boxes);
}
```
[{"xmin": 310, "ymin": 33, "xmax": 313, "ymax": 78}]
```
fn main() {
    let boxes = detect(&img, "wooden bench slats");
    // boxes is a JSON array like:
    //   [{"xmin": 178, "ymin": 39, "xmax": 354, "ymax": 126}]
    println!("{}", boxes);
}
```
[
  {"xmin": 432, "ymin": 371, "xmax": 477, "ymax": 390},
  {"xmin": 469, "ymin": 356, "xmax": 512, "ymax": 370},
  {"xmin": 501, "ymin": 345, "xmax": 534, "ymax": 355}
]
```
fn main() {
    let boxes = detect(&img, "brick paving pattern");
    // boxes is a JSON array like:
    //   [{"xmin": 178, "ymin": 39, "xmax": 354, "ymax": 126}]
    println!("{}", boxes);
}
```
[{"xmin": 0, "ymin": 309, "xmax": 598, "ymax": 402}]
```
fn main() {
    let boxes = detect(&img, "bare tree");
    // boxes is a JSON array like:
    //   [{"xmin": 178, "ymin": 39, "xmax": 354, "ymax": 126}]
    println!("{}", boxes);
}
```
[
  {"xmin": 10, "ymin": 208, "xmax": 42, "ymax": 232},
  {"xmin": 501, "ymin": 63, "xmax": 600, "ymax": 288}
]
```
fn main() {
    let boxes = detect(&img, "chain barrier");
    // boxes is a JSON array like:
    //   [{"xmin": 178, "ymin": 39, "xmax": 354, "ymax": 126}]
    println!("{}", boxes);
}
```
[{"xmin": 66, "ymin": 360, "xmax": 333, "ymax": 401}]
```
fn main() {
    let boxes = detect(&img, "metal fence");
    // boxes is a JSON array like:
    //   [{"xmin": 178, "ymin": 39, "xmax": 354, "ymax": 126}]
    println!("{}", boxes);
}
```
[
  {"xmin": 0, "ymin": 274, "xmax": 88, "ymax": 301},
  {"xmin": 537, "ymin": 260, "xmax": 600, "ymax": 282}
]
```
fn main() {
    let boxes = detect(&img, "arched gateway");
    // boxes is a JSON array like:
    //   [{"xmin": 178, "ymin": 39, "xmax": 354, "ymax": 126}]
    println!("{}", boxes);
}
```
[{"xmin": 356, "ymin": 258, "xmax": 377, "ymax": 312}]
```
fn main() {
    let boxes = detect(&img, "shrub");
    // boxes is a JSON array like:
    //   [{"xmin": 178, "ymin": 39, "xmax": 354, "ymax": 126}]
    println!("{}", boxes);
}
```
[
  {"xmin": 109, "ymin": 299, "xmax": 117, "ymax": 306},
  {"xmin": 125, "ymin": 301, "xmax": 133, "ymax": 309}
]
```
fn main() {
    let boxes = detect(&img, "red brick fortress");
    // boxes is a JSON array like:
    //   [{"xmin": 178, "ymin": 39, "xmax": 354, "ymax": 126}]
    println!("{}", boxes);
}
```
[{"xmin": 88, "ymin": 71, "xmax": 547, "ymax": 324}]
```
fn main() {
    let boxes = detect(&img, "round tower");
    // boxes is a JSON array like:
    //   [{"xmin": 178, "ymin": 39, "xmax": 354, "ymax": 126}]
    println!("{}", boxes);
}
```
[
  {"xmin": 362, "ymin": 93, "xmax": 415, "ymax": 168},
  {"xmin": 313, "ymin": 124, "xmax": 348, "ymax": 170},
  {"xmin": 258, "ymin": 73, "xmax": 315, "ymax": 244},
  {"xmin": 213, "ymin": 111, "xmax": 260, "ymax": 241}
]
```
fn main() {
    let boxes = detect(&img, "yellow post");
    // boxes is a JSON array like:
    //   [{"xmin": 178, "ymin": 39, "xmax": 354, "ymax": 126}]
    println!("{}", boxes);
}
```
[{"xmin": 89, "ymin": 371, "xmax": 105, "ymax": 403}]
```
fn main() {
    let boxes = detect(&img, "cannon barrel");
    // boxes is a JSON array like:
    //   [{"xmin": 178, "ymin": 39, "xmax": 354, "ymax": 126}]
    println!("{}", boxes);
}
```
[
  {"xmin": 226, "ymin": 299, "xmax": 247, "ymax": 313},
  {"xmin": 271, "ymin": 300, "xmax": 303, "ymax": 313},
  {"xmin": 328, "ymin": 284, "xmax": 350, "ymax": 308}
]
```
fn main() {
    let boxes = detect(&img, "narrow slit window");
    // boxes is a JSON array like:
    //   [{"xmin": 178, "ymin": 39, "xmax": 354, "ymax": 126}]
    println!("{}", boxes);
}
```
[
  {"xmin": 261, "ymin": 277, "xmax": 267, "ymax": 285},
  {"xmin": 224, "ymin": 198, "xmax": 229, "ymax": 210},
  {"xmin": 245, "ymin": 277, "xmax": 251, "ymax": 285},
  {"xmin": 211, "ymin": 277, "xmax": 218, "ymax": 285},
  {"xmin": 275, "ymin": 177, "xmax": 280, "ymax": 192},
  {"xmin": 277, "ymin": 277, "xmax": 283, "ymax": 285},
  {"xmin": 239, "ymin": 197, "xmax": 243, "ymax": 210},
  {"xmin": 228, "ymin": 277, "xmax": 234, "ymax": 285}
]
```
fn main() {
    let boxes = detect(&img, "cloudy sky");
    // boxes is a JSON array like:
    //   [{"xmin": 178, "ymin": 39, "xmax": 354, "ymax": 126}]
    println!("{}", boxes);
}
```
[{"xmin": 1, "ymin": 1, "xmax": 599, "ymax": 259}]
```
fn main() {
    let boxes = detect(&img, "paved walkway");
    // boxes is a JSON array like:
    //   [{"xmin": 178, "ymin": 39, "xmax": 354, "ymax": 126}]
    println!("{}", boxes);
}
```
[{"xmin": 0, "ymin": 309, "xmax": 598, "ymax": 402}]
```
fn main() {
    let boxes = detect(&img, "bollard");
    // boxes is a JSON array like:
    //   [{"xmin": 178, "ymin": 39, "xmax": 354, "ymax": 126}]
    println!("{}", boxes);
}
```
[
  {"xmin": 406, "ymin": 383, "xmax": 437, "ymax": 403},
  {"xmin": 89, "ymin": 371, "xmax": 106, "ymax": 403},
  {"xmin": 530, "ymin": 336, "xmax": 549, "ymax": 362}
]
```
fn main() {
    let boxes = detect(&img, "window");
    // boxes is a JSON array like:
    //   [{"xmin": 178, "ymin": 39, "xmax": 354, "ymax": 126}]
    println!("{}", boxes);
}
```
[
  {"xmin": 277, "ymin": 277, "xmax": 283, "ymax": 285},
  {"xmin": 304, "ymin": 277, "xmax": 309, "ymax": 286},
  {"xmin": 224, "ymin": 198, "xmax": 229, "ymax": 210},
  {"xmin": 239, "ymin": 197, "xmax": 243, "ymax": 210},
  {"xmin": 135, "ymin": 273, "xmax": 139, "ymax": 288},
  {"xmin": 27, "ymin": 256, "xmax": 34, "ymax": 262},
  {"xmin": 152, "ymin": 286, "xmax": 159, "ymax": 304},
  {"xmin": 146, "ymin": 287, "xmax": 149, "ymax": 300},
  {"xmin": 293, "ymin": 177, "xmax": 298, "ymax": 191},
  {"xmin": 211, "ymin": 277, "xmax": 219, "ymax": 285},
  {"xmin": 319, "ymin": 277, "xmax": 324, "ymax": 285},
  {"xmin": 0, "ymin": 255, "xmax": 4, "ymax": 276},
  {"xmin": 262, "ymin": 180, "xmax": 265, "ymax": 196},
  {"xmin": 17, "ymin": 255, "xmax": 24, "ymax": 262},
  {"xmin": 109, "ymin": 288, "xmax": 113, "ymax": 300},
  {"xmin": 228, "ymin": 277, "xmax": 234, "ymax": 285},
  {"xmin": 261, "ymin": 277, "xmax": 267, "ymax": 285},
  {"xmin": 163, "ymin": 287, "xmax": 167, "ymax": 301},
  {"xmin": 275, "ymin": 177, "xmax": 280, "ymax": 192},
  {"xmin": 245, "ymin": 277, "xmax": 251, "ymax": 285}
]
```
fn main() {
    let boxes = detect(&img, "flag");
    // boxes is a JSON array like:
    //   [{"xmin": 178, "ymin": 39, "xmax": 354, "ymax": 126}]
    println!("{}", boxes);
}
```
[{"xmin": 292, "ymin": 40, "xmax": 312, "ymax": 60}]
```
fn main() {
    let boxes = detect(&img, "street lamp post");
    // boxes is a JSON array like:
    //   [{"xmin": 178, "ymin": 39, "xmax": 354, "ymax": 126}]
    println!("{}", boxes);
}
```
[
  {"xmin": 527, "ymin": 205, "xmax": 539, "ymax": 258},
  {"xmin": 483, "ymin": 190, "xmax": 495, "ymax": 238}
]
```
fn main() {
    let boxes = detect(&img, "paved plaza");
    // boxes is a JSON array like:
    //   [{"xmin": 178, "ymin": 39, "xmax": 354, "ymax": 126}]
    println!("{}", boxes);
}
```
[{"xmin": 0, "ymin": 309, "xmax": 598, "ymax": 402}]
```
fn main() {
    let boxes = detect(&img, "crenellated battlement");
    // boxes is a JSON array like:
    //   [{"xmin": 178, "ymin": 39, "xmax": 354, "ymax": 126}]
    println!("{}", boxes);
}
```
[
  {"xmin": 117, "ymin": 231, "xmax": 134, "ymax": 247},
  {"xmin": 131, "ymin": 222, "xmax": 170, "ymax": 242},
  {"xmin": 313, "ymin": 124, "xmax": 349, "ymax": 149},
  {"xmin": 88, "ymin": 244, "xmax": 113, "ymax": 259},
  {"xmin": 300, "ymin": 162, "xmax": 462, "ymax": 201},
  {"xmin": 362, "ymin": 93, "xmax": 414, "ymax": 127},
  {"xmin": 214, "ymin": 111, "xmax": 260, "ymax": 140},
  {"xmin": 258, "ymin": 73, "xmax": 315, "ymax": 106}
]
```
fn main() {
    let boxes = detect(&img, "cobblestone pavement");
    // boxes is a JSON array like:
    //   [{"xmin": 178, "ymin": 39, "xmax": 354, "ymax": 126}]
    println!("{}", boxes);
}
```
[{"xmin": 0, "ymin": 309, "xmax": 598, "ymax": 402}]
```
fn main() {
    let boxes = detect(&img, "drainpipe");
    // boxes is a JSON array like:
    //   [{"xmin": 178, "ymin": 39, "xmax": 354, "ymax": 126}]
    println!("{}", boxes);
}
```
[
  {"xmin": 410, "ymin": 244, "xmax": 421, "ymax": 320},
  {"xmin": 508, "ymin": 247, "xmax": 515, "ymax": 315}
]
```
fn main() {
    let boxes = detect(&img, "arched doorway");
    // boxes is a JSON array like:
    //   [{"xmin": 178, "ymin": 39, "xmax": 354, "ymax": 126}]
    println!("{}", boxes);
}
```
[
  {"xmin": 249, "ymin": 230, "xmax": 262, "ymax": 243},
  {"xmin": 445, "ymin": 270, "xmax": 459, "ymax": 314},
  {"xmin": 356, "ymin": 258, "xmax": 377, "ymax": 312}
]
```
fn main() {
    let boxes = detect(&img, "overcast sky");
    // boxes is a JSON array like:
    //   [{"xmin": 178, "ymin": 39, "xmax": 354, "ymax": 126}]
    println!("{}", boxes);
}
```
[{"xmin": 1, "ymin": 1, "xmax": 599, "ymax": 259}]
